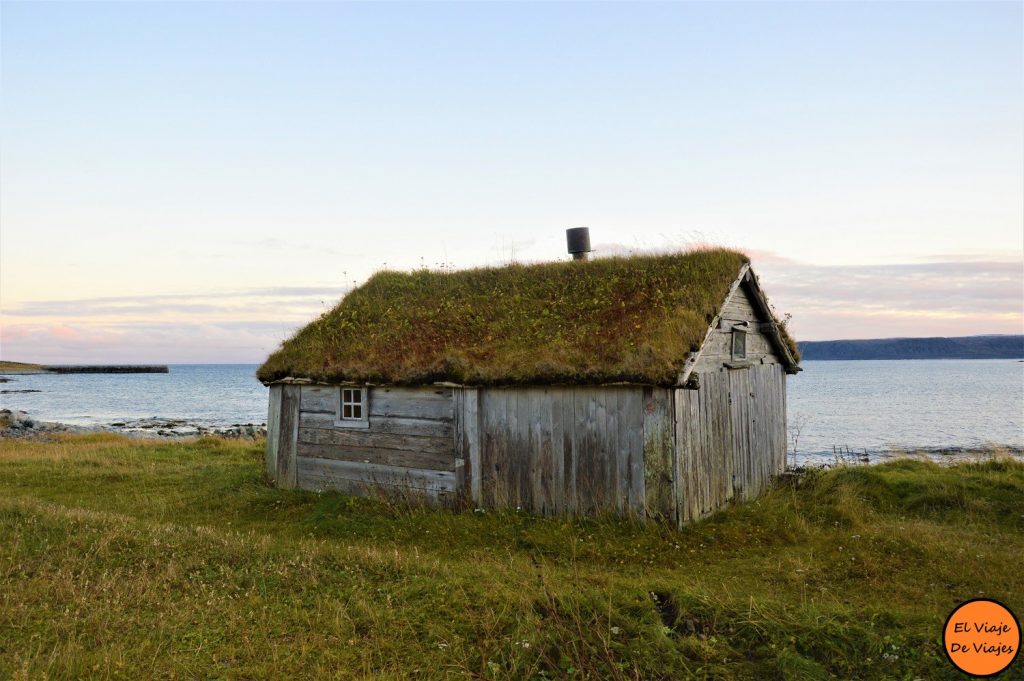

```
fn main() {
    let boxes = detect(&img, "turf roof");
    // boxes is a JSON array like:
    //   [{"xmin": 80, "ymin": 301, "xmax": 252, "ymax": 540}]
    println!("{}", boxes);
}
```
[{"xmin": 257, "ymin": 248, "xmax": 798, "ymax": 386}]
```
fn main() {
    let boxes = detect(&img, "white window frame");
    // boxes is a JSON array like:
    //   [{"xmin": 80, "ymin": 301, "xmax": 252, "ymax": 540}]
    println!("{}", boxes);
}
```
[{"xmin": 334, "ymin": 386, "xmax": 370, "ymax": 429}]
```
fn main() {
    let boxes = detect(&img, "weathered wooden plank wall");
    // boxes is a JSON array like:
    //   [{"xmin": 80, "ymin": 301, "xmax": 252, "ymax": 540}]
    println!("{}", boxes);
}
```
[
  {"xmin": 642, "ymin": 387, "xmax": 675, "ymax": 522},
  {"xmin": 266, "ymin": 368, "xmax": 787, "ymax": 520},
  {"xmin": 693, "ymin": 283, "xmax": 781, "ymax": 372},
  {"xmin": 292, "ymin": 385, "xmax": 457, "ymax": 501},
  {"xmin": 265, "ymin": 384, "xmax": 282, "ymax": 479},
  {"xmin": 675, "ymin": 364, "xmax": 786, "ymax": 524},
  {"xmin": 470, "ymin": 386, "xmax": 647, "ymax": 517},
  {"xmin": 273, "ymin": 385, "xmax": 299, "ymax": 489}
]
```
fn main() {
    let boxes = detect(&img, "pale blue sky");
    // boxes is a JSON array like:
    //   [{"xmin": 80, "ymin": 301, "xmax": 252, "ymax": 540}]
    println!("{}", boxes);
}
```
[{"xmin": 1, "ymin": 1, "xmax": 1021, "ymax": 362}]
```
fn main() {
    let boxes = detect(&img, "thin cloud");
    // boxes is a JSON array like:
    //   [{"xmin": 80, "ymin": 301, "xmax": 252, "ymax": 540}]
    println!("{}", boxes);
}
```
[
  {"xmin": 1, "ymin": 255, "xmax": 1021, "ymax": 361},
  {"xmin": 752, "ymin": 254, "xmax": 1023, "ymax": 340},
  {"xmin": 2, "ymin": 286, "xmax": 353, "ymax": 319}
]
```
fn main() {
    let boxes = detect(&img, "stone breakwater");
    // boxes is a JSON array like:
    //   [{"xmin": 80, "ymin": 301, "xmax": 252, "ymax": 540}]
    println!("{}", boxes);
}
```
[
  {"xmin": 0, "ymin": 409, "xmax": 266, "ymax": 439},
  {"xmin": 43, "ymin": 365, "xmax": 169, "ymax": 374}
]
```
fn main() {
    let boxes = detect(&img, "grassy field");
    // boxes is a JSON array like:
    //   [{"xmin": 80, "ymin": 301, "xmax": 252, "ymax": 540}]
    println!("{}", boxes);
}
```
[{"xmin": 0, "ymin": 435, "xmax": 1021, "ymax": 680}]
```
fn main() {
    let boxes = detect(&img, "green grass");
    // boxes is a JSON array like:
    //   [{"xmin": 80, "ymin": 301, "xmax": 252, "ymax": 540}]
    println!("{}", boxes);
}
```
[
  {"xmin": 1, "ymin": 435, "xmax": 1021, "ymax": 680},
  {"xmin": 258, "ymin": 249, "xmax": 798, "ymax": 386},
  {"xmin": 0, "ymin": 361, "xmax": 45, "ymax": 374}
]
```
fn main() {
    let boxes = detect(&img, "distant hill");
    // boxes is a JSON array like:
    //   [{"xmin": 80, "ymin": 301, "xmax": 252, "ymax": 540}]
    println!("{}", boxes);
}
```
[{"xmin": 797, "ymin": 335, "xmax": 1024, "ymax": 360}]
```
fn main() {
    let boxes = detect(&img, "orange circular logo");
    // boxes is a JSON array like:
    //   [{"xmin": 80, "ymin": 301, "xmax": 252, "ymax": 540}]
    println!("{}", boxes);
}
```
[{"xmin": 943, "ymin": 599, "xmax": 1020, "ymax": 677}]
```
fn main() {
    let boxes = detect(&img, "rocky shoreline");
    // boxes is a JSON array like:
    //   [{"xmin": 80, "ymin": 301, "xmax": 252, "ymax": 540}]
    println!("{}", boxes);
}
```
[{"xmin": 0, "ymin": 409, "xmax": 266, "ymax": 440}]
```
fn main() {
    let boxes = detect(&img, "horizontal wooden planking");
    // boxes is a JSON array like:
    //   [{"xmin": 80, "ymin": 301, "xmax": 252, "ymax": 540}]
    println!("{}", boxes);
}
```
[
  {"xmin": 720, "ymin": 289, "xmax": 758, "ymax": 320},
  {"xmin": 296, "ymin": 441, "xmax": 455, "ymax": 471},
  {"xmin": 296, "ymin": 473, "xmax": 450, "ymax": 503},
  {"xmin": 693, "ymin": 329, "xmax": 780, "ymax": 372},
  {"xmin": 296, "ymin": 456, "xmax": 456, "ymax": 494},
  {"xmin": 297, "ymin": 426, "xmax": 453, "ymax": 456},
  {"xmin": 300, "ymin": 385, "xmax": 454, "ymax": 420},
  {"xmin": 298, "ymin": 411, "xmax": 453, "ymax": 438},
  {"xmin": 370, "ymin": 387, "xmax": 453, "ymax": 420},
  {"xmin": 300, "ymin": 385, "xmax": 338, "ymax": 414}
]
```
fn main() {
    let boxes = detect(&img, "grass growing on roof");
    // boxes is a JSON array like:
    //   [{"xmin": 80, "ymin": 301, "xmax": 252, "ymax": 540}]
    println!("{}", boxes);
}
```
[
  {"xmin": 258, "ymin": 249, "xmax": 795, "ymax": 386},
  {"xmin": 0, "ymin": 435, "xmax": 1021, "ymax": 679}
]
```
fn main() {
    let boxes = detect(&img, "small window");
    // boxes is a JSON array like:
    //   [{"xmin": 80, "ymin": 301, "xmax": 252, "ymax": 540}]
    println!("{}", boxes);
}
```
[
  {"xmin": 336, "ymin": 387, "xmax": 369, "ymax": 428},
  {"xmin": 732, "ymin": 328, "xmax": 747, "ymax": 360}
]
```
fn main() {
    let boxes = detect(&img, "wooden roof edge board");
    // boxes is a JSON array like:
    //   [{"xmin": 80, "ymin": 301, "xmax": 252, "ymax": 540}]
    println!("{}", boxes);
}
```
[
  {"xmin": 676, "ymin": 263, "xmax": 801, "ymax": 386},
  {"xmin": 742, "ymin": 268, "xmax": 802, "ymax": 373},
  {"xmin": 261, "ymin": 377, "xmax": 665, "ymax": 388},
  {"xmin": 676, "ymin": 263, "xmax": 752, "ymax": 386},
  {"xmin": 264, "ymin": 377, "xmax": 368, "ymax": 387}
]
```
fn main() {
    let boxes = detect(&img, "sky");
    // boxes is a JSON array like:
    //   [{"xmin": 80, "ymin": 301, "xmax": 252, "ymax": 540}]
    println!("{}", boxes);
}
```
[{"xmin": 1, "ymin": 1, "xmax": 1021, "ymax": 363}]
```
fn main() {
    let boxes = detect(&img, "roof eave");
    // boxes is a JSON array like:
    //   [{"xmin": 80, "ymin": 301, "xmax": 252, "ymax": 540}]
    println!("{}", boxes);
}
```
[{"xmin": 675, "ymin": 263, "xmax": 800, "ymax": 386}]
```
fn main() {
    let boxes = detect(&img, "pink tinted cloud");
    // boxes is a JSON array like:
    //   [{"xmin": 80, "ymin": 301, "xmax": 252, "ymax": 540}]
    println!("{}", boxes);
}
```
[
  {"xmin": 750, "ymin": 254, "xmax": 1023, "ymax": 340},
  {"xmin": 50, "ymin": 325, "xmax": 79, "ymax": 339}
]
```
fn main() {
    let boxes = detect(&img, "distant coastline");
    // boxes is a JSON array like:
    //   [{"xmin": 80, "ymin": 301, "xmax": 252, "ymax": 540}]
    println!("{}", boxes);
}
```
[
  {"xmin": 797, "ymin": 334, "xmax": 1024, "ymax": 361},
  {"xmin": 0, "ymin": 361, "xmax": 168, "ymax": 375}
]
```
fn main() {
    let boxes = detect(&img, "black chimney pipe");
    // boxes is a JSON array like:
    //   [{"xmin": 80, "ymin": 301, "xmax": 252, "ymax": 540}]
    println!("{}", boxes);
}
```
[{"xmin": 566, "ymin": 227, "xmax": 591, "ymax": 261}]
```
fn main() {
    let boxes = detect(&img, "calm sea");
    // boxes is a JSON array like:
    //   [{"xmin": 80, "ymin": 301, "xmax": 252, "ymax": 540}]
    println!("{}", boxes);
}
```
[
  {"xmin": 2, "ymin": 360, "xmax": 1021, "ymax": 465},
  {"xmin": 0, "ymin": 365, "xmax": 268, "ymax": 428}
]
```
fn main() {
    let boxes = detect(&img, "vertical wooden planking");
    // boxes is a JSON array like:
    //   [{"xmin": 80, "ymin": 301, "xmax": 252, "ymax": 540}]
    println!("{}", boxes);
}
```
[
  {"xmin": 498, "ymin": 388, "xmax": 513, "ymax": 508},
  {"xmin": 265, "ymin": 385, "xmax": 282, "ymax": 481},
  {"xmin": 605, "ymin": 388, "xmax": 624, "ymax": 513},
  {"xmin": 642, "ymin": 387, "xmax": 674, "ymax": 520},
  {"xmin": 709, "ymin": 372, "xmax": 719, "ymax": 512},
  {"xmin": 453, "ymin": 388, "xmax": 465, "ymax": 498},
  {"xmin": 749, "ymin": 367, "xmax": 760, "ymax": 496},
  {"xmin": 674, "ymin": 387, "xmax": 694, "ymax": 525},
  {"xmin": 780, "ymin": 366, "xmax": 788, "ymax": 473},
  {"xmin": 464, "ymin": 388, "xmax": 482, "ymax": 505},
  {"xmin": 687, "ymin": 385, "xmax": 702, "ymax": 523},
  {"xmin": 728, "ymin": 368, "xmax": 747, "ymax": 500},
  {"xmin": 576, "ymin": 388, "xmax": 598, "ymax": 515},
  {"xmin": 728, "ymin": 370, "xmax": 741, "ymax": 500},
  {"xmin": 479, "ymin": 389, "xmax": 497, "ymax": 507},
  {"xmin": 514, "ymin": 389, "xmax": 530, "ymax": 511},
  {"xmin": 698, "ymin": 375, "xmax": 711, "ymax": 516},
  {"xmin": 564, "ymin": 387, "xmax": 578, "ymax": 515},
  {"xmin": 621, "ymin": 388, "xmax": 646, "ymax": 516},
  {"xmin": 720, "ymin": 369, "xmax": 736, "ymax": 508},
  {"xmin": 550, "ymin": 388, "xmax": 566, "ymax": 515},
  {"xmin": 539, "ymin": 388, "xmax": 556, "ymax": 515},
  {"xmin": 501, "ymin": 388, "xmax": 514, "ymax": 507},
  {"xmin": 528, "ymin": 389, "xmax": 543, "ymax": 513},
  {"xmin": 276, "ymin": 385, "xmax": 300, "ymax": 489},
  {"xmin": 749, "ymin": 367, "xmax": 759, "ymax": 493}
]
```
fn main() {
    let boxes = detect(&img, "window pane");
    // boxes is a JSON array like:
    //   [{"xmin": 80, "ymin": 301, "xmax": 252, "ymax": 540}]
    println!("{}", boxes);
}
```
[
  {"xmin": 343, "ymin": 404, "xmax": 352, "ymax": 419},
  {"xmin": 352, "ymin": 405, "xmax": 361, "ymax": 419},
  {"xmin": 733, "ymin": 331, "xmax": 746, "ymax": 358}
]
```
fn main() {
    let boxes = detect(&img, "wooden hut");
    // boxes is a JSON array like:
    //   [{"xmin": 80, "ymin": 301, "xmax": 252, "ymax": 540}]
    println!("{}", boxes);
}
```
[{"xmin": 258, "ymin": 244, "xmax": 800, "ymax": 525}]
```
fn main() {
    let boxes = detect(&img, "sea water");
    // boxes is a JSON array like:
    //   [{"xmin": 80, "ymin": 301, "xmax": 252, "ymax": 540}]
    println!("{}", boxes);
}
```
[{"xmin": 2, "ymin": 360, "xmax": 1021, "ymax": 464}]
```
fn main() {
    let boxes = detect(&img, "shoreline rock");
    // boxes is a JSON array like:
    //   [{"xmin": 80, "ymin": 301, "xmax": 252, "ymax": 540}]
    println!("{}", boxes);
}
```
[{"xmin": 0, "ymin": 409, "xmax": 266, "ymax": 440}]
